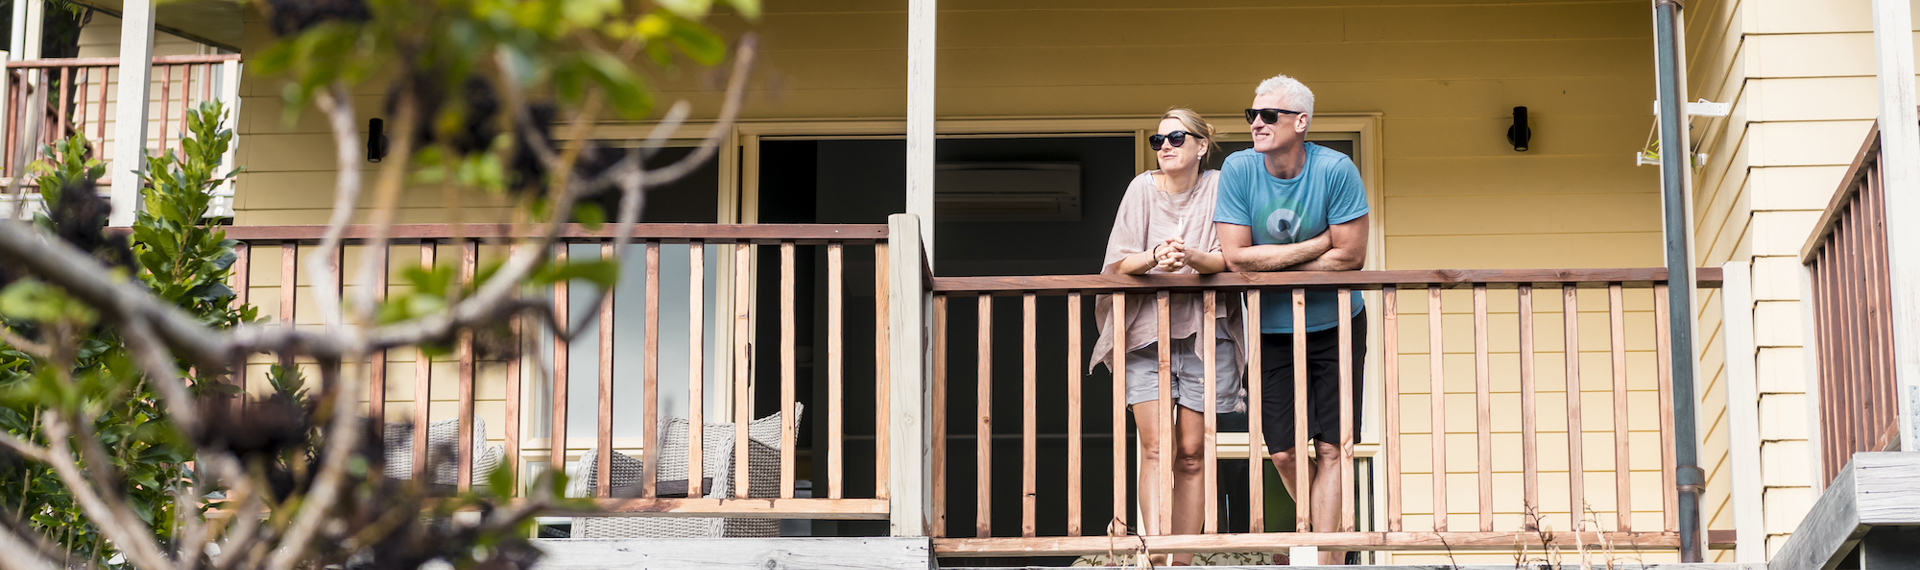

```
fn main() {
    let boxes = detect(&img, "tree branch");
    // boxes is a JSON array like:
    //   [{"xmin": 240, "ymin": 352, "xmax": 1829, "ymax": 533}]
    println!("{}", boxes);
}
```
[
  {"xmin": 264, "ymin": 359, "xmax": 360, "ymax": 570},
  {"xmin": 40, "ymin": 413, "xmax": 174, "ymax": 570},
  {"xmin": 309, "ymin": 84, "xmax": 363, "ymax": 330},
  {"xmin": 0, "ymin": 523, "xmax": 58, "ymax": 570}
]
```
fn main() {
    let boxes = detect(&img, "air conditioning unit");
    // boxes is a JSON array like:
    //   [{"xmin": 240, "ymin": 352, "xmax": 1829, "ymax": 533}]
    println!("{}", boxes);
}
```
[{"xmin": 934, "ymin": 162, "xmax": 1081, "ymax": 222}]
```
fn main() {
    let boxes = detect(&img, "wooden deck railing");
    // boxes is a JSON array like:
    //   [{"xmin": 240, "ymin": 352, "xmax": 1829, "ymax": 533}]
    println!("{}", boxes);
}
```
[
  {"xmin": 2, "ymin": 55, "xmax": 240, "ymax": 195},
  {"xmin": 225, "ymin": 223, "xmax": 907, "ymax": 520},
  {"xmin": 1802, "ymin": 123, "xmax": 1902, "ymax": 482},
  {"xmin": 927, "ymin": 268, "xmax": 1730, "ymax": 557}
]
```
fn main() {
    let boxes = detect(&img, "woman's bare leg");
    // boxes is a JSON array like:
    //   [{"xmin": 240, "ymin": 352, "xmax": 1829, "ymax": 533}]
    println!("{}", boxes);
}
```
[{"xmin": 1169, "ymin": 406, "xmax": 1209, "ymax": 564}]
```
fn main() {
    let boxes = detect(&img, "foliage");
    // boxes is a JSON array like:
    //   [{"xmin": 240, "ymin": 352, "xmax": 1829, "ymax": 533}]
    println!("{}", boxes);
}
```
[
  {"xmin": 133, "ymin": 101, "xmax": 253, "ymax": 332},
  {"xmin": 0, "ymin": 0, "xmax": 757, "ymax": 566},
  {"xmin": 0, "ymin": 103, "xmax": 248, "ymax": 565}
]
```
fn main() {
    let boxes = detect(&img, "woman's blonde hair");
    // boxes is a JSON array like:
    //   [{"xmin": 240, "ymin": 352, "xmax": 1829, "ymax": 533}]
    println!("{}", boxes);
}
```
[{"xmin": 1160, "ymin": 107, "xmax": 1221, "ymax": 160}]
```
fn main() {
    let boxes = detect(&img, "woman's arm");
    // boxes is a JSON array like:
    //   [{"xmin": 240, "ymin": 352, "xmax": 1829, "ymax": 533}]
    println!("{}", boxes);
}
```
[{"xmin": 1109, "ymin": 247, "xmax": 1161, "ymax": 275}]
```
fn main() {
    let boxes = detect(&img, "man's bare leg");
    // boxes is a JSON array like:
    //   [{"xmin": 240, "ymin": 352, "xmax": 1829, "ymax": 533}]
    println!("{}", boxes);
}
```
[
  {"xmin": 1271, "ymin": 440, "xmax": 1349, "ymax": 565},
  {"xmin": 1310, "ymin": 440, "xmax": 1345, "ymax": 564}
]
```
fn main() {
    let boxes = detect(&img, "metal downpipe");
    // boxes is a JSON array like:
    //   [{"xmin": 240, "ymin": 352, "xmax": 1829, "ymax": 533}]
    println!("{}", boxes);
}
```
[{"xmin": 1652, "ymin": 0, "xmax": 1704, "ymax": 562}]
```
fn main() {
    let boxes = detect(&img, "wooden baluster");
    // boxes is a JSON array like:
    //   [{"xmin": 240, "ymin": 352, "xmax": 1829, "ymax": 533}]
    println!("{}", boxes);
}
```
[
  {"xmin": 642, "ymin": 242, "xmax": 661, "ymax": 498},
  {"xmin": 179, "ymin": 64, "xmax": 193, "ymax": 129},
  {"xmin": 54, "ymin": 66, "xmax": 68, "ymax": 143},
  {"xmin": 977, "ymin": 293, "xmax": 993, "ymax": 538},
  {"xmin": 1870, "ymin": 173, "xmax": 1897, "ymax": 447},
  {"xmin": 457, "ymin": 241, "xmax": 477, "ymax": 491},
  {"xmin": 370, "ymin": 244, "xmax": 389, "ymax": 430},
  {"xmin": 779, "ymin": 242, "xmax": 796, "ymax": 498},
  {"xmin": 1247, "ymin": 290, "xmax": 1264, "ymax": 534},
  {"xmin": 1066, "ymin": 292, "xmax": 1082, "ymax": 537},
  {"xmin": 502, "ymin": 245, "xmax": 519, "ymax": 493},
  {"xmin": 687, "ymin": 242, "xmax": 706, "ymax": 498},
  {"xmin": 1473, "ymin": 284, "xmax": 1492, "ymax": 532},
  {"xmin": 1339, "ymin": 288, "xmax": 1356, "ymax": 533},
  {"xmin": 552, "ymin": 244, "xmax": 571, "ymax": 476},
  {"xmin": 1022, "ymin": 292, "xmax": 1038, "ymax": 538},
  {"xmin": 1520, "ymin": 286, "xmax": 1540, "ymax": 529},
  {"xmin": 1608, "ymin": 283, "xmax": 1631, "ymax": 531},
  {"xmin": 74, "ymin": 68, "xmax": 87, "ymax": 143},
  {"xmin": 827, "ymin": 243, "xmax": 844, "ymax": 499},
  {"xmin": 1203, "ymin": 290, "xmax": 1219, "ymax": 534},
  {"xmin": 1111, "ymin": 291, "xmax": 1127, "ymax": 536},
  {"xmin": 413, "ymin": 242, "xmax": 434, "ymax": 481},
  {"xmin": 94, "ymin": 66, "xmax": 107, "ymax": 142},
  {"xmin": 1563, "ymin": 284, "xmax": 1586, "ymax": 530},
  {"xmin": 1383, "ymin": 286, "xmax": 1401, "ymax": 532},
  {"xmin": 157, "ymin": 65, "xmax": 171, "ymax": 155},
  {"xmin": 280, "ymin": 242, "xmax": 298, "ymax": 325},
  {"xmin": 1653, "ymin": 283, "xmax": 1676, "ymax": 532},
  {"xmin": 733, "ymin": 243, "xmax": 751, "ymax": 499},
  {"xmin": 231, "ymin": 242, "xmax": 251, "ymax": 415},
  {"xmin": 1294, "ymin": 287, "xmax": 1311, "ymax": 532},
  {"xmin": 1156, "ymin": 290, "xmax": 1174, "ymax": 535},
  {"xmin": 875, "ymin": 243, "xmax": 891, "ymax": 500},
  {"xmin": 1426, "ymin": 286, "xmax": 1446, "ymax": 532},
  {"xmin": 931, "ymin": 294, "xmax": 948, "ymax": 537},
  {"xmin": 595, "ymin": 243, "xmax": 615, "ymax": 498},
  {"xmin": 4, "ymin": 70, "xmax": 15, "ymax": 178}
]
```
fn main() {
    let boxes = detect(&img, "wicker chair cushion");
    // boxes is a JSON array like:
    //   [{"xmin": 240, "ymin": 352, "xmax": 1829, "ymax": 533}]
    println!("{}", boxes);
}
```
[
  {"xmin": 568, "ymin": 403, "xmax": 803, "ymax": 539},
  {"xmin": 381, "ymin": 418, "xmax": 505, "ymax": 488}
]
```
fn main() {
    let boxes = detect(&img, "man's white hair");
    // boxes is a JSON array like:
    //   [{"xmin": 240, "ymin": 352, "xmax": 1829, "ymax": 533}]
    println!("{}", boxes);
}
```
[{"xmin": 1255, "ymin": 74, "xmax": 1315, "ymax": 123}]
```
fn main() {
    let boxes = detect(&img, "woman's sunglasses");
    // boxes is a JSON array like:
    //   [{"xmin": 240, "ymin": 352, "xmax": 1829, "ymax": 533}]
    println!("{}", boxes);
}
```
[
  {"xmin": 1149, "ymin": 130, "xmax": 1201, "ymax": 150},
  {"xmin": 1245, "ymin": 108, "xmax": 1304, "ymax": 125}
]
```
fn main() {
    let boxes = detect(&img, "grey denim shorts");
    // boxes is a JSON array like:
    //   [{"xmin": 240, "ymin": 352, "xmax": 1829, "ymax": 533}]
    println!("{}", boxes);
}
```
[{"xmin": 1122, "ymin": 335, "xmax": 1243, "ymax": 413}]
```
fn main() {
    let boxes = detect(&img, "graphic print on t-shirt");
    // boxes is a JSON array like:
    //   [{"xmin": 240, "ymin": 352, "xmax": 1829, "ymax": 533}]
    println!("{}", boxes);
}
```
[{"xmin": 1256, "ymin": 196, "xmax": 1315, "ymax": 244}]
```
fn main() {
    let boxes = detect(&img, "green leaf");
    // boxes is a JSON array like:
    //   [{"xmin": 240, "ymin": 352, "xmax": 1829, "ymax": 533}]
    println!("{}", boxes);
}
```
[
  {"xmin": 573, "ymin": 202, "xmax": 606, "ymax": 230},
  {"xmin": 532, "ymin": 260, "xmax": 620, "ymax": 290}
]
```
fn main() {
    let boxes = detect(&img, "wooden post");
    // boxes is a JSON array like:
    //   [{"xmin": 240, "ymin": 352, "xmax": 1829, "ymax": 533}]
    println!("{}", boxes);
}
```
[
  {"xmin": 1721, "ymin": 262, "xmax": 1765, "ymax": 562},
  {"xmin": 1869, "ymin": 0, "xmax": 1920, "ymax": 455},
  {"xmin": 1798, "ymin": 264, "xmax": 1828, "ymax": 492},
  {"xmin": 886, "ymin": 213, "xmax": 931, "ymax": 536},
  {"xmin": 905, "ymin": 0, "xmax": 936, "ymax": 258},
  {"xmin": 109, "ymin": 0, "xmax": 155, "ymax": 226}
]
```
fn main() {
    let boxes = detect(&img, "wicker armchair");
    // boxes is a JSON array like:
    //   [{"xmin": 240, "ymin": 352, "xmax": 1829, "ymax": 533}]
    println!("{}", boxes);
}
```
[
  {"xmin": 568, "ymin": 403, "xmax": 802, "ymax": 538},
  {"xmin": 381, "ymin": 418, "xmax": 506, "ymax": 489}
]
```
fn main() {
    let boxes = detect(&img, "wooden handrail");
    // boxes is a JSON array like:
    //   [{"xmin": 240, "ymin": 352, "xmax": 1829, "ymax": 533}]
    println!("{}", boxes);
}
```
[
  {"xmin": 1803, "ymin": 121, "xmax": 1883, "ymax": 263},
  {"xmin": 933, "ymin": 267, "xmax": 1724, "ymax": 293},
  {"xmin": 4, "ymin": 54, "xmax": 241, "ymax": 68},
  {"xmin": 223, "ymin": 223, "xmax": 890, "ymax": 244}
]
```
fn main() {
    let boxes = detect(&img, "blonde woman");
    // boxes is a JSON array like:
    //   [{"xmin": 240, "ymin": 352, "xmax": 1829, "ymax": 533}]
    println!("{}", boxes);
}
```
[{"xmin": 1091, "ymin": 108, "xmax": 1246, "ymax": 560}]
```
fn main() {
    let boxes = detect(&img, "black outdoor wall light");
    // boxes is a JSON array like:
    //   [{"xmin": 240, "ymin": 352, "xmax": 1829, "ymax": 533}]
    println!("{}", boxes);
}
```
[
  {"xmin": 368, "ymin": 118, "xmax": 389, "ymax": 162},
  {"xmin": 1507, "ymin": 106, "xmax": 1531, "ymax": 152}
]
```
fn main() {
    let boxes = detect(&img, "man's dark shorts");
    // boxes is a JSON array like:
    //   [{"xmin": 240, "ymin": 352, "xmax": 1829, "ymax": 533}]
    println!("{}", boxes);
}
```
[{"xmin": 1259, "ymin": 309, "xmax": 1366, "ymax": 453}]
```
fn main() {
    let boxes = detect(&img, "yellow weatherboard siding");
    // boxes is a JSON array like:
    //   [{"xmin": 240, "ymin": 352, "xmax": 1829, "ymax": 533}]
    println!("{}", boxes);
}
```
[{"xmin": 1685, "ymin": 0, "xmax": 1892, "ymax": 560}]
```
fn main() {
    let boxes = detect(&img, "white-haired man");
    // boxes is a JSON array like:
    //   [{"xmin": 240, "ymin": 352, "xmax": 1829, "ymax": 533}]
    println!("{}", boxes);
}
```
[{"xmin": 1214, "ymin": 74, "xmax": 1369, "ymax": 564}]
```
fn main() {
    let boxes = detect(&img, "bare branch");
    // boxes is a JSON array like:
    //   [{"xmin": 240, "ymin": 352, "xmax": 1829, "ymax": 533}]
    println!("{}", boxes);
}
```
[
  {"xmin": 346, "ymin": 94, "xmax": 420, "ymax": 324},
  {"xmin": 0, "ymin": 328, "xmax": 51, "ymax": 360},
  {"xmin": 265, "ymin": 359, "xmax": 360, "ymax": 570},
  {"xmin": 205, "ymin": 456, "xmax": 264, "ymax": 570},
  {"xmin": 0, "ymin": 523, "xmax": 59, "ymax": 570},
  {"xmin": 309, "ymin": 85, "xmax": 364, "ymax": 330},
  {"xmin": 40, "ymin": 413, "xmax": 174, "ymax": 570},
  {"xmin": 0, "ymin": 432, "xmax": 49, "ymax": 463}
]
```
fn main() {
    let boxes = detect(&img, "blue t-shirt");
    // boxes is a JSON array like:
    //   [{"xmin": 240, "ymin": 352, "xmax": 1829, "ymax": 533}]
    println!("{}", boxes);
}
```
[{"xmin": 1213, "ymin": 143, "xmax": 1369, "ymax": 334}]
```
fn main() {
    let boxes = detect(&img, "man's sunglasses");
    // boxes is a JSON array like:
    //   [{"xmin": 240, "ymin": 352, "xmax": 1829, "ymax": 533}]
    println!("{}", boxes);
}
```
[
  {"xmin": 1149, "ymin": 130, "xmax": 1201, "ymax": 151},
  {"xmin": 1245, "ymin": 108, "xmax": 1304, "ymax": 125}
]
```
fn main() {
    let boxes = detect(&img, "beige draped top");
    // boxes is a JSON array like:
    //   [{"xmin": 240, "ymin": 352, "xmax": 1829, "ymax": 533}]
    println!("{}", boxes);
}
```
[{"xmin": 1089, "ymin": 169, "xmax": 1247, "ymax": 376}]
